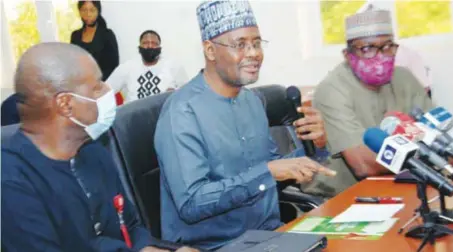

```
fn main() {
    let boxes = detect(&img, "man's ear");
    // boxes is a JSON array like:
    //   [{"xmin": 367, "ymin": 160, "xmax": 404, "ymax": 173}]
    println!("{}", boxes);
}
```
[
  {"xmin": 55, "ymin": 93, "xmax": 73, "ymax": 118},
  {"xmin": 203, "ymin": 40, "xmax": 216, "ymax": 61}
]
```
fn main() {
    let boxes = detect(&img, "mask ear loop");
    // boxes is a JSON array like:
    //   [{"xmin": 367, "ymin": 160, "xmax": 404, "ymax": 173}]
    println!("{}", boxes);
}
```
[
  {"xmin": 70, "ymin": 93, "xmax": 97, "ymax": 103},
  {"xmin": 64, "ymin": 92, "xmax": 96, "ymax": 128}
]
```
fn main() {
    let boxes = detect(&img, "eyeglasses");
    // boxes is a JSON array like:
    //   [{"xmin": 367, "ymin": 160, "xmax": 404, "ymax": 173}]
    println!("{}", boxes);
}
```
[
  {"xmin": 349, "ymin": 42, "xmax": 399, "ymax": 59},
  {"xmin": 212, "ymin": 40, "xmax": 269, "ymax": 53}
]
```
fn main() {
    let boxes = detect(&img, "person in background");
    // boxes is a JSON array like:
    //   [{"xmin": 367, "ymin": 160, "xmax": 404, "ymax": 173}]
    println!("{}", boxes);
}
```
[
  {"xmin": 154, "ymin": 1, "xmax": 335, "ymax": 250},
  {"xmin": 106, "ymin": 30, "xmax": 187, "ymax": 104},
  {"xmin": 71, "ymin": 1, "xmax": 119, "ymax": 83},
  {"xmin": 1, "ymin": 93, "xmax": 20, "ymax": 126},
  {"xmin": 309, "ymin": 9, "xmax": 433, "ymax": 197},
  {"xmin": 1, "ymin": 43, "xmax": 197, "ymax": 252},
  {"xmin": 395, "ymin": 44, "xmax": 432, "ymax": 97}
]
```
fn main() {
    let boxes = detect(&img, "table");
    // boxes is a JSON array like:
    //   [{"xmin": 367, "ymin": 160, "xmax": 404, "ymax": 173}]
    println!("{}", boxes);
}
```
[{"xmin": 277, "ymin": 179, "xmax": 453, "ymax": 252}]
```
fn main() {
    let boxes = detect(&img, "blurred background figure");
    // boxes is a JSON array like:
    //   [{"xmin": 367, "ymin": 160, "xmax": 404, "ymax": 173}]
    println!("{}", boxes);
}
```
[
  {"xmin": 70, "ymin": 0, "xmax": 121, "ymax": 102},
  {"xmin": 107, "ymin": 30, "xmax": 187, "ymax": 105},
  {"xmin": 395, "ymin": 44, "xmax": 432, "ymax": 97}
]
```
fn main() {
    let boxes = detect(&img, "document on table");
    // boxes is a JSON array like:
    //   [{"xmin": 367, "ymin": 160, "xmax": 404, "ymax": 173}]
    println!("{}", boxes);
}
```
[{"xmin": 330, "ymin": 204, "xmax": 404, "ymax": 223}]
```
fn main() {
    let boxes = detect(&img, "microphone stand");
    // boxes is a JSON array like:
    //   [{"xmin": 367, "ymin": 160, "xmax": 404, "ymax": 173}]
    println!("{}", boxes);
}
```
[
  {"xmin": 437, "ymin": 189, "xmax": 453, "ymax": 222},
  {"xmin": 400, "ymin": 176, "xmax": 453, "ymax": 252}
]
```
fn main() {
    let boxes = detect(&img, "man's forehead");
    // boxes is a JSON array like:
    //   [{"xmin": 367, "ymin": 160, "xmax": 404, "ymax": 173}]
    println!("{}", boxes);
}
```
[
  {"xmin": 353, "ymin": 35, "xmax": 393, "ymax": 45},
  {"xmin": 142, "ymin": 33, "xmax": 159, "ymax": 41},
  {"xmin": 222, "ymin": 26, "xmax": 261, "ymax": 41}
]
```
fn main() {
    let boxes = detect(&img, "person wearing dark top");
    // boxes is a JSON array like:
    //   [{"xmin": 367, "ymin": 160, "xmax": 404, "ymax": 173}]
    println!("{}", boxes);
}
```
[
  {"xmin": 71, "ymin": 1, "xmax": 119, "ymax": 81},
  {"xmin": 1, "ymin": 43, "xmax": 197, "ymax": 252},
  {"xmin": 1, "ymin": 93, "xmax": 20, "ymax": 126}
]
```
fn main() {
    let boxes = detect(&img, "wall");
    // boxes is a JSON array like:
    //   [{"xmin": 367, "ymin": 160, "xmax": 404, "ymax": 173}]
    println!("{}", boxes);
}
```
[
  {"xmin": 1, "ymin": 1, "xmax": 16, "ymax": 101},
  {"xmin": 102, "ymin": 0, "xmax": 453, "ymax": 110},
  {"xmin": 2, "ymin": 1, "xmax": 452, "ymax": 110},
  {"xmin": 102, "ymin": 1, "xmax": 307, "ymax": 88}
]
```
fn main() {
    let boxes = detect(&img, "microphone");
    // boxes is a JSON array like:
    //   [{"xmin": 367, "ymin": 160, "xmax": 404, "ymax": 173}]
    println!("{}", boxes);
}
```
[
  {"xmin": 410, "ymin": 107, "xmax": 453, "ymax": 132},
  {"xmin": 380, "ymin": 111, "xmax": 423, "ymax": 142},
  {"xmin": 363, "ymin": 128, "xmax": 453, "ymax": 196},
  {"xmin": 410, "ymin": 107, "xmax": 453, "ymax": 154},
  {"xmin": 286, "ymin": 86, "xmax": 316, "ymax": 157},
  {"xmin": 380, "ymin": 112, "xmax": 453, "ymax": 176}
]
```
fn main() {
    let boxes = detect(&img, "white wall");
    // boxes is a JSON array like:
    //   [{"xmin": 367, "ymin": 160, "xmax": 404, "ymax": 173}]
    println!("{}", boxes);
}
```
[
  {"xmin": 102, "ymin": 1, "xmax": 308, "ymax": 87},
  {"xmin": 103, "ymin": 0, "xmax": 453, "ymax": 110},
  {"xmin": 2, "ymin": 0, "xmax": 452, "ymax": 109}
]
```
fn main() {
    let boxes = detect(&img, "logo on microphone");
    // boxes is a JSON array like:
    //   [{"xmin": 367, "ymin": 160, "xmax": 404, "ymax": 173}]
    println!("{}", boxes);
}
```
[
  {"xmin": 381, "ymin": 145, "xmax": 396, "ymax": 165},
  {"xmin": 394, "ymin": 136, "xmax": 409, "ymax": 145}
]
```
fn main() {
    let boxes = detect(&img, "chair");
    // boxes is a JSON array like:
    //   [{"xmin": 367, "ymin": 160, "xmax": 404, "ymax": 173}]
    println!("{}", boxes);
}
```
[
  {"xmin": 1, "ymin": 124, "xmax": 20, "ymax": 141},
  {"xmin": 105, "ymin": 92, "xmax": 171, "ymax": 239},
  {"xmin": 1, "ymin": 94, "xmax": 20, "ymax": 126}
]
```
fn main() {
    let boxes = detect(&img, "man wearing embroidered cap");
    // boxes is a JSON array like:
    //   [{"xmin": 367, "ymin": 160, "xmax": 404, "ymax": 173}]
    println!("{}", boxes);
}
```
[
  {"xmin": 155, "ymin": 0, "xmax": 334, "ymax": 249},
  {"xmin": 310, "ymin": 8, "xmax": 434, "ymax": 197}
]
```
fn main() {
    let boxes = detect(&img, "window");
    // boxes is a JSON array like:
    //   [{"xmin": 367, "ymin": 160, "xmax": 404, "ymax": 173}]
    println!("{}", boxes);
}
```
[
  {"xmin": 319, "ymin": 0, "xmax": 453, "ymax": 45},
  {"xmin": 395, "ymin": 0, "xmax": 452, "ymax": 39},
  {"xmin": 4, "ymin": 0, "xmax": 40, "ymax": 62},
  {"xmin": 320, "ymin": 0, "xmax": 366, "ymax": 45},
  {"xmin": 53, "ymin": 0, "xmax": 82, "ymax": 43}
]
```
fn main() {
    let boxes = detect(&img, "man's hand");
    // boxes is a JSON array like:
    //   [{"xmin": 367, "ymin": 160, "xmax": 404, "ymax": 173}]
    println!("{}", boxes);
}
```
[
  {"xmin": 139, "ymin": 246, "xmax": 170, "ymax": 252},
  {"xmin": 175, "ymin": 246, "xmax": 200, "ymax": 252},
  {"xmin": 139, "ymin": 246, "xmax": 199, "ymax": 252},
  {"xmin": 293, "ymin": 107, "xmax": 327, "ymax": 148},
  {"xmin": 267, "ymin": 157, "xmax": 336, "ymax": 183}
]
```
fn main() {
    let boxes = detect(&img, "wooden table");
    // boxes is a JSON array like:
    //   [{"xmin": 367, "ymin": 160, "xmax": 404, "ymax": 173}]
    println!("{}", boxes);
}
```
[{"xmin": 277, "ymin": 179, "xmax": 453, "ymax": 252}]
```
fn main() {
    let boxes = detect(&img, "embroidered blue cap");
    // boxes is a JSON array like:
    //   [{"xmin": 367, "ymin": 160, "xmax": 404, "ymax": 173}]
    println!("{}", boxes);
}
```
[{"xmin": 196, "ymin": 0, "xmax": 258, "ymax": 41}]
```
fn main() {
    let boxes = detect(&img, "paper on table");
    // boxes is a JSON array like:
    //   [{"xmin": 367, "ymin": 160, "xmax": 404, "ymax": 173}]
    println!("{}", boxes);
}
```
[
  {"xmin": 330, "ymin": 204, "xmax": 404, "ymax": 223},
  {"xmin": 290, "ymin": 216, "xmax": 398, "ymax": 236}
]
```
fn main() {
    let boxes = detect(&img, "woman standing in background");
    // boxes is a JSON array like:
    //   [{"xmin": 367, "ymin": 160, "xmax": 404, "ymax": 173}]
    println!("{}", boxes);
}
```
[{"xmin": 71, "ymin": 0, "xmax": 119, "ymax": 82}]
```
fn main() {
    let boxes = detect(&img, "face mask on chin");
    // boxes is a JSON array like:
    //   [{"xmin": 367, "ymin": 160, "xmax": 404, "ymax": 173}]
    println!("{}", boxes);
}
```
[
  {"xmin": 69, "ymin": 90, "xmax": 117, "ymax": 140},
  {"xmin": 139, "ymin": 47, "xmax": 161, "ymax": 63},
  {"xmin": 347, "ymin": 52, "xmax": 396, "ymax": 87}
]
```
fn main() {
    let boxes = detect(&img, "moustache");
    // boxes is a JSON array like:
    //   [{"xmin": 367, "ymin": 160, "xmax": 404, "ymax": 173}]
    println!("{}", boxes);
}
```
[{"xmin": 239, "ymin": 61, "xmax": 261, "ymax": 68}]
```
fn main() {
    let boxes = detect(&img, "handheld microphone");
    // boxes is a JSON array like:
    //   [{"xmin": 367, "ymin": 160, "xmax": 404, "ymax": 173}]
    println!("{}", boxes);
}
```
[
  {"xmin": 286, "ymin": 86, "xmax": 316, "ymax": 157},
  {"xmin": 363, "ymin": 128, "xmax": 453, "ymax": 196},
  {"xmin": 380, "ymin": 112, "xmax": 453, "ymax": 176}
]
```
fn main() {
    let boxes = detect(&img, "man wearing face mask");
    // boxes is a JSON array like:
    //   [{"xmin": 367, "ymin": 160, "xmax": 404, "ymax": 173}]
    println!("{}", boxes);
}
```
[
  {"xmin": 1, "ymin": 43, "xmax": 198, "ymax": 252},
  {"xmin": 107, "ymin": 30, "xmax": 187, "ymax": 104},
  {"xmin": 154, "ymin": 1, "xmax": 336, "ymax": 250},
  {"xmin": 310, "ymin": 9, "xmax": 434, "ymax": 197}
]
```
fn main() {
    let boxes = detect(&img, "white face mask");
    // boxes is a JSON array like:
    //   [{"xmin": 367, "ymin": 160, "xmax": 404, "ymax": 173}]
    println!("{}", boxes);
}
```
[{"xmin": 69, "ymin": 90, "xmax": 117, "ymax": 140}]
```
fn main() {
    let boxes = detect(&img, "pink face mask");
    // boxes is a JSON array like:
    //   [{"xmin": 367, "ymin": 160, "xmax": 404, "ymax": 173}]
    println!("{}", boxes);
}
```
[{"xmin": 347, "ymin": 53, "xmax": 396, "ymax": 87}]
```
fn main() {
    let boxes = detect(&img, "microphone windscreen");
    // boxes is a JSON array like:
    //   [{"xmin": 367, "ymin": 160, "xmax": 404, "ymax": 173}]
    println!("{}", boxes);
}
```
[
  {"xmin": 383, "ymin": 111, "xmax": 414, "ymax": 122},
  {"xmin": 285, "ymin": 86, "xmax": 301, "ymax": 104},
  {"xmin": 363, "ymin": 127, "xmax": 389, "ymax": 154},
  {"xmin": 380, "ymin": 116, "xmax": 401, "ymax": 135},
  {"xmin": 410, "ymin": 107, "xmax": 425, "ymax": 121}
]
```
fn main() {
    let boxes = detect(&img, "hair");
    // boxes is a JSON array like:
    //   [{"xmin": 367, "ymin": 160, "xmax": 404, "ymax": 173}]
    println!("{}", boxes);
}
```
[
  {"xmin": 139, "ymin": 30, "xmax": 161, "ymax": 43},
  {"xmin": 77, "ymin": 0, "xmax": 107, "ymax": 29}
]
